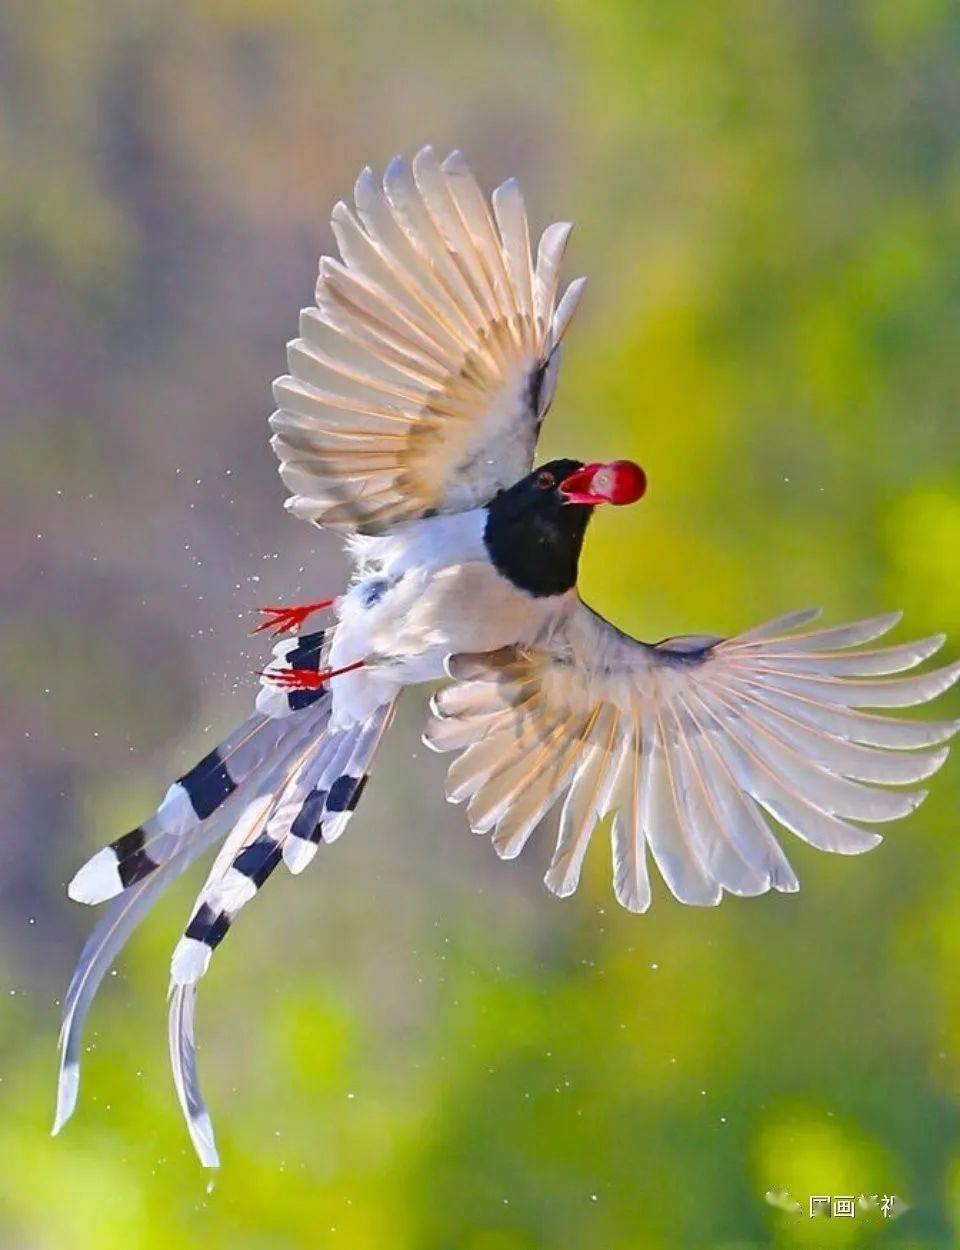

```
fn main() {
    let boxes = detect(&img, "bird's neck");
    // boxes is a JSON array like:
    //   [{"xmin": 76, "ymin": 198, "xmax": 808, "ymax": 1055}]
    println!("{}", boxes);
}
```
[{"xmin": 483, "ymin": 504, "xmax": 592, "ymax": 598}]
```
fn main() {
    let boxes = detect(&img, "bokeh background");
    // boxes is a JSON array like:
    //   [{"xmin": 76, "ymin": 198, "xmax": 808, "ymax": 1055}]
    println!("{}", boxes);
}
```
[{"xmin": 2, "ymin": 1, "xmax": 959, "ymax": 1246}]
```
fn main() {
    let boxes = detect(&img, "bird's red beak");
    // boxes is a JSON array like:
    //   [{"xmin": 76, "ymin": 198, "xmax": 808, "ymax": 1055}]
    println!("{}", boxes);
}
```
[{"xmin": 559, "ymin": 460, "xmax": 647, "ymax": 506}]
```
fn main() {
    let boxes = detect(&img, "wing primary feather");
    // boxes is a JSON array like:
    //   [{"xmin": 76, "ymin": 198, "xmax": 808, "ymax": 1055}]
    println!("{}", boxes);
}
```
[
  {"xmin": 319, "ymin": 259, "xmax": 454, "ymax": 370},
  {"xmin": 286, "ymin": 339, "xmax": 429, "ymax": 409},
  {"xmin": 299, "ymin": 306, "xmax": 446, "ymax": 388},
  {"xmin": 721, "ymin": 672, "xmax": 960, "ymax": 749},
  {"xmin": 279, "ymin": 153, "xmax": 580, "ymax": 533},
  {"xmin": 330, "ymin": 201, "xmax": 472, "ymax": 355},
  {"xmin": 317, "ymin": 265, "xmax": 452, "ymax": 378},
  {"xmin": 729, "ymin": 610, "xmax": 899, "ymax": 651},
  {"xmin": 467, "ymin": 711, "xmax": 577, "ymax": 835},
  {"xmin": 491, "ymin": 712, "xmax": 594, "ymax": 860},
  {"xmin": 610, "ymin": 725, "xmax": 652, "ymax": 913},
  {"xmin": 726, "ymin": 658, "xmax": 960, "ymax": 709},
  {"xmin": 534, "ymin": 220, "xmax": 573, "ymax": 337},
  {"xmin": 445, "ymin": 699, "xmax": 552, "ymax": 803},
  {"xmin": 735, "ymin": 634, "xmax": 945, "ymax": 676},
  {"xmin": 688, "ymin": 686, "xmax": 883, "ymax": 855},
  {"xmin": 354, "ymin": 165, "xmax": 480, "ymax": 341},
  {"xmin": 491, "ymin": 177, "xmax": 536, "ymax": 338},
  {"xmin": 732, "ymin": 608, "xmax": 824, "ymax": 643},
  {"xmin": 273, "ymin": 375, "xmax": 415, "ymax": 427},
  {"xmin": 383, "ymin": 154, "xmax": 489, "ymax": 330},
  {"xmin": 699, "ymin": 679, "xmax": 926, "ymax": 823},
  {"xmin": 441, "ymin": 148, "xmax": 521, "ymax": 324},
  {"xmin": 645, "ymin": 707, "xmax": 721, "ymax": 905},
  {"xmin": 435, "ymin": 605, "xmax": 956, "ymax": 908},
  {"xmin": 413, "ymin": 145, "xmax": 501, "ymax": 328},
  {"xmin": 544, "ymin": 708, "xmax": 621, "ymax": 898},
  {"xmin": 550, "ymin": 276, "xmax": 587, "ymax": 347},
  {"xmin": 675, "ymin": 692, "xmax": 799, "ymax": 892},
  {"xmin": 663, "ymin": 701, "xmax": 770, "ymax": 896},
  {"xmin": 719, "ymin": 677, "xmax": 950, "ymax": 785}
]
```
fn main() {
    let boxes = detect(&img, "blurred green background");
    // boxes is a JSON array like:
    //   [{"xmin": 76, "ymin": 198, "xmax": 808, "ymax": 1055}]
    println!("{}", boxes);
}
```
[{"xmin": 2, "ymin": 1, "xmax": 959, "ymax": 1246}]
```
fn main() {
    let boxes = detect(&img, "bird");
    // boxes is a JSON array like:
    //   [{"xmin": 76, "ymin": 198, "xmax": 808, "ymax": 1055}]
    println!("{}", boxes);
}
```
[{"xmin": 55, "ymin": 146, "xmax": 959, "ymax": 1168}]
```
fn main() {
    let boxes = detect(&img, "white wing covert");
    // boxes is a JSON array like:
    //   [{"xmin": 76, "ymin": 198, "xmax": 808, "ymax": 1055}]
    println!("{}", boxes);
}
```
[
  {"xmin": 424, "ymin": 606, "xmax": 960, "ymax": 912},
  {"xmin": 271, "ymin": 146, "xmax": 585, "ymax": 534}
]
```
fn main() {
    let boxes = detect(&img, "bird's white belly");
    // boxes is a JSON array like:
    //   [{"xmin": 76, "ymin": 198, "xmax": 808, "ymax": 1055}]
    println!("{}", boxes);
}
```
[{"xmin": 327, "ymin": 521, "xmax": 569, "ymax": 727}]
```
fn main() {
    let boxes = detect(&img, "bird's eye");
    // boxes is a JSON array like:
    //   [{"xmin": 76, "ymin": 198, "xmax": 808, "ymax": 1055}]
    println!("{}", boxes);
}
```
[{"xmin": 537, "ymin": 470, "xmax": 555, "ymax": 490}]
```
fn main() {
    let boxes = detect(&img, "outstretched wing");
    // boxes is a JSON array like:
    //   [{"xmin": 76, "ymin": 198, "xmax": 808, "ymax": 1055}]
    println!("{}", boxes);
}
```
[
  {"xmin": 424, "ymin": 605, "xmax": 959, "ymax": 911},
  {"xmin": 271, "ymin": 146, "xmax": 585, "ymax": 534}
]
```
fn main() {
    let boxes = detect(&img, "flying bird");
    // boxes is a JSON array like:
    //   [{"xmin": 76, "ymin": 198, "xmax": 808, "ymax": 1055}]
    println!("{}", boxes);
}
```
[{"xmin": 55, "ymin": 147, "xmax": 959, "ymax": 1167}]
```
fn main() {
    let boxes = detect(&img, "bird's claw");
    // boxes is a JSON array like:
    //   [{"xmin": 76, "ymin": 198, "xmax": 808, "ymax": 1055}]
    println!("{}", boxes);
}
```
[
  {"xmin": 259, "ymin": 667, "xmax": 326, "ymax": 691},
  {"xmin": 251, "ymin": 600, "xmax": 334, "ymax": 637},
  {"xmin": 258, "ymin": 657, "xmax": 366, "ymax": 690}
]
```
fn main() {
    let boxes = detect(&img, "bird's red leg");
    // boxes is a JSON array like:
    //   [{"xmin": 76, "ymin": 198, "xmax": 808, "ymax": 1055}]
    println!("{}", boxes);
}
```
[
  {"xmin": 259, "ymin": 659, "xmax": 366, "ymax": 691},
  {"xmin": 251, "ymin": 599, "xmax": 335, "ymax": 637}
]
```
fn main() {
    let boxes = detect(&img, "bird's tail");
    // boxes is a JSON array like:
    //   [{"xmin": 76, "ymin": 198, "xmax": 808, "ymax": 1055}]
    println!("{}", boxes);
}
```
[
  {"xmin": 54, "ymin": 628, "xmax": 396, "ymax": 1166},
  {"xmin": 167, "ymin": 696, "xmax": 394, "ymax": 1166}
]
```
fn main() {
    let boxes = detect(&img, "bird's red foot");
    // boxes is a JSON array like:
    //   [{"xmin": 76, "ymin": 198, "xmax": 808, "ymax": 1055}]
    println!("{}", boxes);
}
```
[
  {"xmin": 260, "ymin": 666, "xmax": 325, "ymax": 691},
  {"xmin": 251, "ymin": 599, "xmax": 335, "ymax": 637},
  {"xmin": 259, "ymin": 659, "xmax": 366, "ymax": 690}
]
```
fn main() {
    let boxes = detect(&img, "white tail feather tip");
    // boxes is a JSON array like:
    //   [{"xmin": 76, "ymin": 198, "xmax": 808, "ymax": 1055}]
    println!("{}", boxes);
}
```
[
  {"xmin": 189, "ymin": 1110, "xmax": 221, "ymax": 1169},
  {"xmin": 170, "ymin": 937, "xmax": 212, "ymax": 986},
  {"xmin": 51, "ymin": 1061, "xmax": 79, "ymax": 1136},
  {"xmin": 321, "ymin": 813, "xmax": 352, "ymax": 844},
  {"xmin": 67, "ymin": 848, "xmax": 122, "ymax": 905},
  {"xmin": 282, "ymin": 839, "xmax": 319, "ymax": 874}
]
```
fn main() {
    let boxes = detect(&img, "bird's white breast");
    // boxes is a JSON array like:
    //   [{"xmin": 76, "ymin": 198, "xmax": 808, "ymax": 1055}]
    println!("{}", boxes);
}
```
[
  {"xmin": 348, "ymin": 507, "xmax": 489, "ymax": 579},
  {"xmin": 328, "ymin": 507, "xmax": 569, "ymax": 726}
]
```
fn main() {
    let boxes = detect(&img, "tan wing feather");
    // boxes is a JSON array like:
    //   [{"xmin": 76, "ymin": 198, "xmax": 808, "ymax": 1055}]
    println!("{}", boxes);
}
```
[
  {"xmin": 426, "ymin": 604, "xmax": 958, "ymax": 911},
  {"xmin": 544, "ymin": 707, "xmax": 622, "ymax": 898},
  {"xmin": 271, "ymin": 148, "xmax": 586, "ymax": 533}
]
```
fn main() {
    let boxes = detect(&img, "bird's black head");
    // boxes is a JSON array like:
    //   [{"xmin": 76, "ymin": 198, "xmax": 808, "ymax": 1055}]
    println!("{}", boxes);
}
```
[{"xmin": 483, "ymin": 457, "xmax": 646, "ymax": 597}]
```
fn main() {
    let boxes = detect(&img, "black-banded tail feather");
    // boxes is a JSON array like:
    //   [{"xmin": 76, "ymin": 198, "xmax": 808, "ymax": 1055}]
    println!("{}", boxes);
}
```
[
  {"xmin": 169, "ymin": 698, "xmax": 395, "ymax": 986},
  {"xmin": 53, "ymin": 695, "xmax": 334, "ymax": 1138},
  {"xmin": 53, "ymin": 823, "xmax": 221, "ymax": 1137},
  {"xmin": 165, "ymin": 698, "xmax": 395, "ymax": 1166},
  {"xmin": 282, "ymin": 709, "xmax": 385, "ymax": 869},
  {"xmin": 66, "ymin": 713, "xmax": 299, "ymax": 906},
  {"xmin": 272, "ymin": 720, "xmax": 359, "ymax": 874}
]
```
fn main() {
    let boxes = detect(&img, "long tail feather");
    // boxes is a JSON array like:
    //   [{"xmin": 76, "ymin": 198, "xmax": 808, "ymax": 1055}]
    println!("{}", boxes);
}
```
[
  {"xmin": 167, "ymin": 698, "xmax": 396, "ymax": 1165},
  {"xmin": 169, "ymin": 983, "xmax": 219, "ymax": 1167},
  {"xmin": 54, "ymin": 816, "xmax": 227, "ymax": 1135},
  {"xmin": 67, "ymin": 714, "xmax": 297, "ymax": 905},
  {"xmin": 54, "ymin": 695, "xmax": 333, "ymax": 1135}
]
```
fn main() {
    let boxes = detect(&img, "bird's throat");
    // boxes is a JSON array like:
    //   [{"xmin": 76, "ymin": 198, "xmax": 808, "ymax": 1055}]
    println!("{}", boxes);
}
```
[{"xmin": 483, "ymin": 502, "xmax": 592, "ymax": 598}]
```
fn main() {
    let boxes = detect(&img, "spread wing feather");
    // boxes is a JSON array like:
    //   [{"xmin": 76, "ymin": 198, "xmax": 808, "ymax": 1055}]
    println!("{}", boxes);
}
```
[
  {"xmin": 271, "ymin": 147, "xmax": 585, "ymax": 533},
  {"xmin": 425, "ymin": 605, "xmax": 959, "ymax": 911}
]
